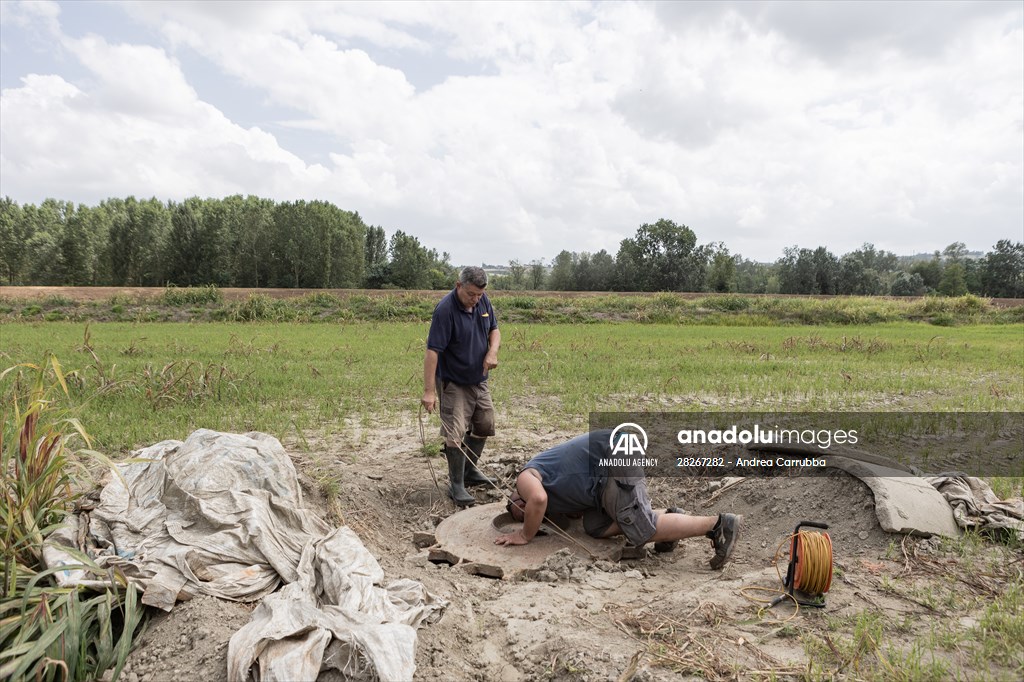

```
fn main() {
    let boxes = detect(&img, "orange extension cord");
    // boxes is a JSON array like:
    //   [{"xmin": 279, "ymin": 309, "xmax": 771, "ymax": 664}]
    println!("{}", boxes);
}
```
[{"xmin": 741, "ymin": 530, "xmax": 833, "ymax": 622}]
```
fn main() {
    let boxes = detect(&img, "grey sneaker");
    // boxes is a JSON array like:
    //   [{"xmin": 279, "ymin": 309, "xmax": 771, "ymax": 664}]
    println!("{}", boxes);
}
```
[
  {"xmin": 653, "ymin": 507, "xmax": 686, "ymax": 553},
  {"xmin": 707, "ymin": 513, "xmax": 741, "ymax": 569}
]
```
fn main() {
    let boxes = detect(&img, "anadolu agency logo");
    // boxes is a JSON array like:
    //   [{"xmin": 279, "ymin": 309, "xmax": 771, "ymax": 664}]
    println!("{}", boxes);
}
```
[
  {"xmin": 609, "ymin": 423, "xmax": 648, "ymax": 457},
  {"xmin": 601, "ymin": 423, "xmax": 656, "ymax": 469}
]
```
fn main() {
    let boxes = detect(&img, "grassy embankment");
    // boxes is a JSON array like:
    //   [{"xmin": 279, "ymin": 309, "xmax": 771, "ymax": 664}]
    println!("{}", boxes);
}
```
[{"xmin": 2, "ymin": 286, "xmax": 1023, "ymax": 326}]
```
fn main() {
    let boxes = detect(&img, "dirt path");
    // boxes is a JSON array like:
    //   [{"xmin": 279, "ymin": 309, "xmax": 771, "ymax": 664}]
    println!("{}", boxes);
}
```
[{"xmin": 114, "ymin": 418, "xmax": 1018, "ymax": 681}]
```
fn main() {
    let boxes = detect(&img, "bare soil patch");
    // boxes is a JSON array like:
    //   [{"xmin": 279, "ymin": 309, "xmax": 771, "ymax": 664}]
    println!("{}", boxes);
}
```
[{"xmin": 115, "ymin": 419, "xmax": 1019, "ymax": 681}]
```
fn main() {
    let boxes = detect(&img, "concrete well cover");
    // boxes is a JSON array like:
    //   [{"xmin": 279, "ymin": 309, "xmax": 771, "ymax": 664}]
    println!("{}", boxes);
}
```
[{"xmin": 431, "ymin": 503, "xmax": 626, "ymax": 578}]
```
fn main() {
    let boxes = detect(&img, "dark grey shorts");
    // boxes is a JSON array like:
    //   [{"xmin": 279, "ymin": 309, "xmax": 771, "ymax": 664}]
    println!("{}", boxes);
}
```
[
  {"xmin": 583, "ymin": 475, "xmax": 658, "ymax": 546},
  {"xmin": 437, "ymin": 379, "xmax": 495, "ymax": 445}
]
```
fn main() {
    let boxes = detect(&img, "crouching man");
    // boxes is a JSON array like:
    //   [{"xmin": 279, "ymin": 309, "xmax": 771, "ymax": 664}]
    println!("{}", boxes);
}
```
[{"xmin": 495, "ymin": 432, "xmax": 741, "ymax": 569}]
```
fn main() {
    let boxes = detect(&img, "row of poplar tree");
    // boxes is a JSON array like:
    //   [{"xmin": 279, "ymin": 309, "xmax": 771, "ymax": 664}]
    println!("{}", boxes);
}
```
[
  {"xmin": 0, "ymin": 196, "xmax": 453, "ymax": 290},
  {"xmin": 1, "ymin": 197, "xmax": 1021, "ymax": 297}
]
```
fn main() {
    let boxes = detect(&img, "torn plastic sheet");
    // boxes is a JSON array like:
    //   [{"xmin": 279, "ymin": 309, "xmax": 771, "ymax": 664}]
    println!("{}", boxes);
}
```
[
  {"xmin": 42, "ymin": 429, "xmax": 447, "ymax": 681},
  {"xmin": 227, "ymin": 526, "xmax": 443, "ymax": 681},
  {"xmin": 927, "ymin": 474, "xmax": 1024, "ymax": 540}
]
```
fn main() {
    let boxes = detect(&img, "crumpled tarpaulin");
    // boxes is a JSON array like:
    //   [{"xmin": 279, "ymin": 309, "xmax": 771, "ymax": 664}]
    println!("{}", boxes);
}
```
[
  {"xmin": 42, "ymin": 429, "xmax": 447, "ymax": 681},
  {"xmin": 926, "ymin": 473, "xmax": 1024, "ymax": 540},
  {"xmin": 227, "ymin": 526, "xmax": 441, "ymax": 681}
]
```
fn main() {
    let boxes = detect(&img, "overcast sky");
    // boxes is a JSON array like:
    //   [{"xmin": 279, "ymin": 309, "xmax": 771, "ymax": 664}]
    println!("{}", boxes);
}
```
[{"xmin": 1, "ymin": 1, "xmax": 1021, "ymax": 266}]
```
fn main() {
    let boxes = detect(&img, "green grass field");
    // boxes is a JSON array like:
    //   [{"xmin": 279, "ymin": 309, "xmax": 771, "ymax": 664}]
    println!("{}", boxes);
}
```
[
  {"xmin": 2, "ymin": 317, "xmax": 1022, "ymax": 680},
  {"xmin": 2, "ymin": 321, "xmax": 1021, "ymax": 455}
]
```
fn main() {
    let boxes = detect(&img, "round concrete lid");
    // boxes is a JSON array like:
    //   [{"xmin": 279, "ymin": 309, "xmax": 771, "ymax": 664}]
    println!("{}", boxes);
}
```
[{"xmin": 432, "ymin": 502, "xmax": 626, "ymax": 578}]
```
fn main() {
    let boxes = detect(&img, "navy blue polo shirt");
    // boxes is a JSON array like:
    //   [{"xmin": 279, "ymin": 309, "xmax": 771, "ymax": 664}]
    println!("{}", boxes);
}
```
[{"xmin": 427, "ymin": 288, "xmax": 498, "ymax": 385}]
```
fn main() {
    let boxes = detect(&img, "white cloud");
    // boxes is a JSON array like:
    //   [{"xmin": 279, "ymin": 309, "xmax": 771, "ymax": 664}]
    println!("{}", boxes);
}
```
[
  {"xmin": 0, "ymin": 0, "xmax": 1020, "ymax": 265},
  {"xmin": 0, "ymin": 24, "xmax": 330, "ymax": 202},
  {"xmin": 3, "ymin": 0, "xmax": 61, "ymax": 33},
  {"xmin": 67, "ymin": 34, "xmax": 198, "ymax": 118}
]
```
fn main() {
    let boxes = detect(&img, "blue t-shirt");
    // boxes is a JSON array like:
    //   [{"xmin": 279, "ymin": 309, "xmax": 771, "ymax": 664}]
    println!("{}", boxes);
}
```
[
  {"xmin": 426, "ymin": 288, "xmax": 498, "ymax": 385},
  {"xmin": 522, "ymin": 432, "xmax": 611, "ymax": 515}
]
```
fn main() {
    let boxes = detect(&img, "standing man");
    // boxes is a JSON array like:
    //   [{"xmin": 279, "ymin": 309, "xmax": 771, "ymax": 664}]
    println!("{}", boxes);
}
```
[
  {"xmin": 422, "ymin": 266, "xmax": 501, "ymax": 507},
  {"xmin": 495, "ymin": 432, "xmax": 741, "ymax": 569}
]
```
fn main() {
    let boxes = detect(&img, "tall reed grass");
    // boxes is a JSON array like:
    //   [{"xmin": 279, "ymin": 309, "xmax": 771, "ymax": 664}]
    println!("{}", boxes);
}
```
[{"xmin": 1, "ymin": 356, "xmax": 145, "ymax": 681}]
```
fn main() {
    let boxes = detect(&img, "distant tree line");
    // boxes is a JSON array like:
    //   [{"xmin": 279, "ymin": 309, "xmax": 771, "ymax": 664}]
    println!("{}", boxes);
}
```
[
  {"xmin": 1, "ymin": 198, "xmax": 1020, "ymax": 298},
  {"xmin": 0, "ymin": 196, "xmax": 455, "ymax": 290},
  {"xmin": 490, "ymin": 219, "xmax": 1024, "ymax": 299}
]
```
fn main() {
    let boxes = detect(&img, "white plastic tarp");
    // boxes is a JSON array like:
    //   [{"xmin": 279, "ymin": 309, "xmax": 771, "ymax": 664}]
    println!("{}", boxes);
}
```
[
  {"xmin": 42, "ymin": 429, "xmax": 446, "ymax": 681},
  {"xmin": 927, "ymin": 473, "xmax": 1024, "ymax": 540}
]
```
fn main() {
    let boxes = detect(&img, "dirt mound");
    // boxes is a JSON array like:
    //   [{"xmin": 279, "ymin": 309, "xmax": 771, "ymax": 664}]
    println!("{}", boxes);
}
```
[
  {"xmin": 664, "ymin": 471, "xmax": 891, "ymax": 561},
  {"xmin": 120, "ymin": 595, "xmax": 252, "ymax": 682}
]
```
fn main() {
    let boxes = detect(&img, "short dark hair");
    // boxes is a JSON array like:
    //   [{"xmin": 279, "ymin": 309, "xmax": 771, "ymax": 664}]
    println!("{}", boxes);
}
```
[
  {"xmin": 459, "ymin": 266, "xmax": 488, "ymax": 288},
  {"xmin": 507, "ymin": 490, "xmax": 526, "ymax": 522}
]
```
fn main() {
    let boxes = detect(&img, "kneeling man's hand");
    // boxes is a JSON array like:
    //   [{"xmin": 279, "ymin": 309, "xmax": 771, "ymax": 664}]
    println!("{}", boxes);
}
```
[{"xmin": 494, "ymin": 531, "xmax": 529, "ymax": 546}]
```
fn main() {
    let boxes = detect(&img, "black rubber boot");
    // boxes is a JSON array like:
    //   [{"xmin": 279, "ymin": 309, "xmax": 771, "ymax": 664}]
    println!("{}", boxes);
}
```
[
  {"xmin": 445, "ymin": 446, "xmax": 475, "ymax": 507},
  {"xmin": 654, "ymin": 507, "xmax": 686, "ymax": 553},
  {"xmin": 462, "ymin": 434, "xmax": 495, "ymax": 487}
]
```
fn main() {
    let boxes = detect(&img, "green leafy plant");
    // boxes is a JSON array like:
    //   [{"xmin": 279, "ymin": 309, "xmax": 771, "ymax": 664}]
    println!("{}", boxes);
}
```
[
  {"xmin": 161, "ymin": 284, "xmax": 223, "ymax": 306},
  {"xmin": 1, "ymin": 355, "xmax": 146, "ymax": 681},
  {"xmin": 233, "ymin": 293, "xmax": 287, "ymax": 321}
]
